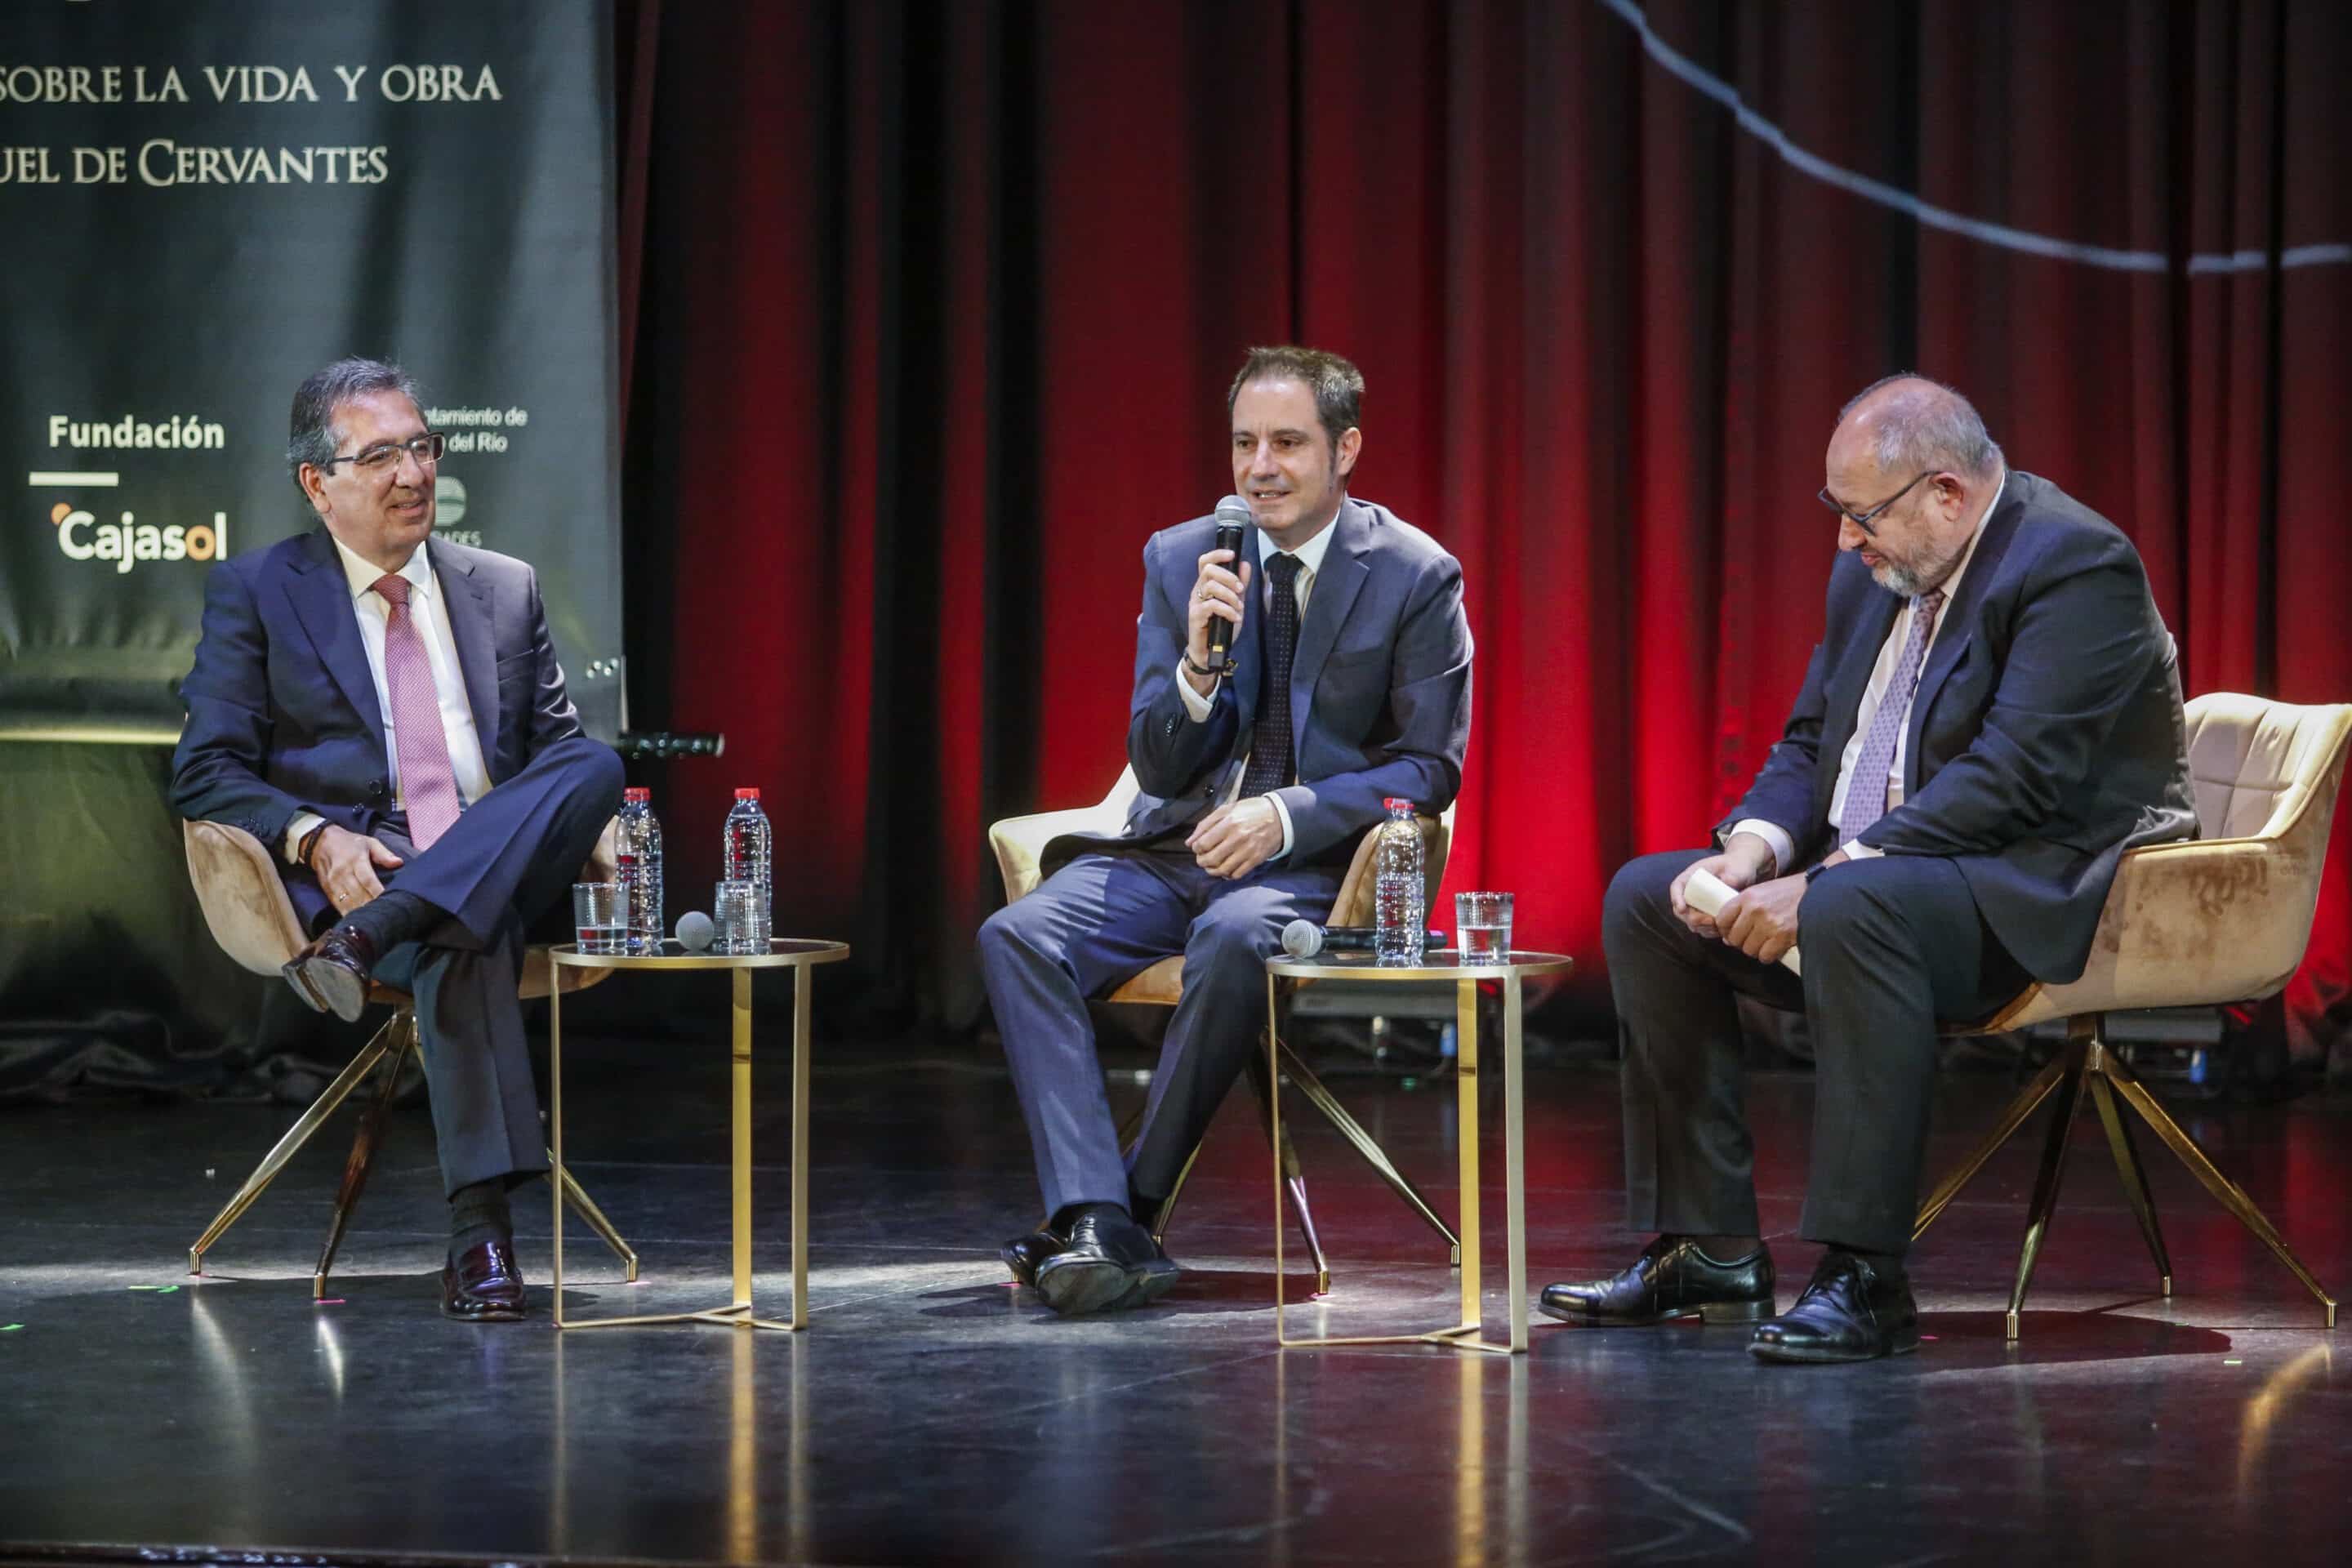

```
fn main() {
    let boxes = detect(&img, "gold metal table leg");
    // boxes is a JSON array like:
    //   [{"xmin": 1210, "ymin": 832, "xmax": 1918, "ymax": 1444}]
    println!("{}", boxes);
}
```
[
  {"xmin": 1454, "ymin": 977, "xmax": 1482, "ymax": 1335},
  {"xmin": 1270, "ymin": 969, "xmax": 1524, "ymax": 1353},
  {"xmin": 1503, "ymin": 972, "xmax": 1530, "ymax": 1353},
  {"xmin": 733, "ymin": 967, "xmax": 753, "ymax": 1314},
  {"xmin": 551, "ymin": 951, "xmax": 568, "ymax": 1328},
  {"xmin": 790, "ymin": 961, "xmax": 811, "ymax": 1331},
  {"xmin": 557, "ymin": 958, "xmax": 803, "ymax": 1331}
]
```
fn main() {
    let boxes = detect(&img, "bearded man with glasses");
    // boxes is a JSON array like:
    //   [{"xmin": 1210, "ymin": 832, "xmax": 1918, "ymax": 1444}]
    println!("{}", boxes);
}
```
[
  {"xmin": 1538, "ymin": 375, "xmax": 2195, "ymax": 1362},
  {"xmin": 172, "ymin": 356, "xmax": 622, "ymax": 1322}
]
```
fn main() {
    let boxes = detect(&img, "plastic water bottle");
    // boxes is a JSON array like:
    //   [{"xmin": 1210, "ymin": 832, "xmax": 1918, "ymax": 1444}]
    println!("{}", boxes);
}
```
[
  {"xmin": 721, "ymin": 787, "xmax": 773, "ymax": 953},
  {"xmin": 616, "ymin": 786, "xmax": 663, "ymax": 955},
  {"xmin": 1372, "ymin": 797, "xmax": 1426, "ymax": 966}
]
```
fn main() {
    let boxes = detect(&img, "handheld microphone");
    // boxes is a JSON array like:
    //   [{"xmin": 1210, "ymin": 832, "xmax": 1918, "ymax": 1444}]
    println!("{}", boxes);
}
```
[
  {"xmin": 1205, "ymin": 494, "xmax": 1253, "ymax": 673},
  {"xmin": 1281, "ymin": 919, "xmax": 1448, "ymax": 959},
  {"xmin": 675, "ymin": 910, "xmax": 715, "ymax": 953}
]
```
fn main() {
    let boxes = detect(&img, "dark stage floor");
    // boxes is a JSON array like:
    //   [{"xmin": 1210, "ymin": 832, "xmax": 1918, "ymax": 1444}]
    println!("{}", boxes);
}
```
[{"xmin": 3, "ymin": 1026, "xmax": 2349, "ymax": 1566}]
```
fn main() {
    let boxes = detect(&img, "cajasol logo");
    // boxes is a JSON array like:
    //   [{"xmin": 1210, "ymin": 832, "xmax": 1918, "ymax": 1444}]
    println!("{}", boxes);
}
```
[{"xmin": 49, "ymin": 500, "xmax": 226, "ymax": 573}]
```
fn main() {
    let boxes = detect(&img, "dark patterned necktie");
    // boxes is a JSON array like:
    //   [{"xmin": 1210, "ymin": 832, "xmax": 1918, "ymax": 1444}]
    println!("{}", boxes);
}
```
[
  {"xmin": 372, "ymin": 572, "xmax": 465, "ymax": 849},
  {"xmin": 1837, "ymin": 588, "xmax": 1946, "ymax": 843},
  {"xmin": 1241, "ymin": 551, "xmax": 1303, "ymax": 797}
]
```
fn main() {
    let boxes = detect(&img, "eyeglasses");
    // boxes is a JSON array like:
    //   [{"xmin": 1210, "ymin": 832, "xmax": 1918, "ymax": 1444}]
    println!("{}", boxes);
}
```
[
  {"xmin": 320, "ymin": 432, "xmax": 445, "ymax": 475},
  {"xmin": 1818, "ymin": 470, "xmax": 1931, "ymax": 538}
]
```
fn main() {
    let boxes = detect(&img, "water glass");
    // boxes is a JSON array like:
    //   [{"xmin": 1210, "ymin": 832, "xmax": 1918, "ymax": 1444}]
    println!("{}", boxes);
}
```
[
  {"xmin": 714, "ymin": 880, "xmax": 761, "ymax": 956},
  {"xmin": 1454, "ymin": 891, "xmax": 1514, "ymax": 964},
  {"xmin": 572, "ymin": 882, "xmax": 626, "ymax": 955}
]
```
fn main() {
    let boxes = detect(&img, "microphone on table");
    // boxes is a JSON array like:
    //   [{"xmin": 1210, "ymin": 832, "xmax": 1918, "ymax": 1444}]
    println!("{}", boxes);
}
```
[
  {"xmin": 1204, "ymin": 494, "xmax": 1254, "ymax": 673},
  {"xmin": 1281, "ymin": 919, "xmax": 1448, "ymax": 959},
  {"xmin": 675, "ymin": 910, "xmax": 715, "ymax": 953}
]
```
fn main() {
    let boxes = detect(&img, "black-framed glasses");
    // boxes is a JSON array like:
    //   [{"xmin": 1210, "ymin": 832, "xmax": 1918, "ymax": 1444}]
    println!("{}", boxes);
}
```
[
  {"xmin": 320, "ymin": 432, "xmax": 445, "ymax": 475},
  {"xmin": 1818, "ymin": 470, "xmax": 1932, "ymax": 537}
]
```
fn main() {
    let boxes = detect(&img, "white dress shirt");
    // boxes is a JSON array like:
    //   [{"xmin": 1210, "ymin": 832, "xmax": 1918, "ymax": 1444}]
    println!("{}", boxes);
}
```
[
  {"xmin": 1734, "ymin": 470, "xmax": 2006, "ymax": 874},
  {"xmin": 281, "ymin": 536, "xmax": 493, "ymax": 862},
  {"xmin": 1174, "ymin": 513, "xmax": 1342, "ymax": 859}
]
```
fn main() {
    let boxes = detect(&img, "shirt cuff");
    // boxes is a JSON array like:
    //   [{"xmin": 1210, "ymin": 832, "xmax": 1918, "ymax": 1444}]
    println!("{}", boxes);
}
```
[
  {"xmin": 1176, "ymin": 661, "xmax": 1218, "ymax": 722},
  {"xmin": 1839, "ymin": 839, "xmax": 1883, "ymax": 861},
  {"xmin": 283, "ymin": 810, "xmax": 326, "ymax": 866},
  {"xmin": 1727, "ymin": 819, "xmax": 1793, "ymax": 878},
  {"xmin": 1267, "ymin": 791, "xmax": 1295, "ymax": 859}
]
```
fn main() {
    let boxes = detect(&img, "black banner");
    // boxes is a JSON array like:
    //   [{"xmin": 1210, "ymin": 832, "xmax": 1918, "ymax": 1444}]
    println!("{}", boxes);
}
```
[{"xmin": 0, "ymin": 0, "xmax": 622, "ymax": 741}]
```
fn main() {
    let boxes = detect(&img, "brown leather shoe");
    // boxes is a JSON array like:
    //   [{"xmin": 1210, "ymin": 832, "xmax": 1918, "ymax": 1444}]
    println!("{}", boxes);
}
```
[
  {"xmin": 441, "ymin": 1237, "xmax": 528, "ymax": 1322},
  {"xmin": 282, "ymin": 924, "xmax": 380, "ymax": 1023}
]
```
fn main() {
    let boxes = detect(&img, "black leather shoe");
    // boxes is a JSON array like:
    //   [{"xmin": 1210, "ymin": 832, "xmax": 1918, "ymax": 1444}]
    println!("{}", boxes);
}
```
[
  {"xmin": 282, "ymin": 924, "xmax": 380, "ymax": 1024},
  {"xmin": 1001, "ymin": 1227, "xmax": 1066, "ymax": 1287},
  {"xmin": 1748, "ymin": 1250, "xmax": 1918, "ymax": 1364},
  {"xmin": 1033, "ymin": 1210, "xmax": 1179, "ymax": 1316},
  {"xmin": 1537, "ymin": 1234, "xmax": 1775, "ymax": 1325},
  {"xmin": 441, "ymin": 1236, "xmax": 527, "ymax": 1322}
]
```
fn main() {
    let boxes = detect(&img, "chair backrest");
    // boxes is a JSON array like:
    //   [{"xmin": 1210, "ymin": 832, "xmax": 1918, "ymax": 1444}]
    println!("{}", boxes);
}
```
[
  {"xmin": 2184, "ymin": 693, "xmax": 2352, "ymax": 844},
  {"xmin": 1973, "ymin": 693, "xmax": 2352, "ymax": 1031},
  {"xmin": 182, "ymin": 818, "xmax": 311, "ymax": 978}
]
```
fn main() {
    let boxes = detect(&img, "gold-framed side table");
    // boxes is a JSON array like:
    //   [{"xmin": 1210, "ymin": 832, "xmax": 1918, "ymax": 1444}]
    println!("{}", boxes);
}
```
[
  {"xmin": 547, "ymin": 938, "xmax": 851, "ymax": 1331},
  {"xmin": 1265, "ymin": 949, "xmax": 1572, "ymax": 1354}
]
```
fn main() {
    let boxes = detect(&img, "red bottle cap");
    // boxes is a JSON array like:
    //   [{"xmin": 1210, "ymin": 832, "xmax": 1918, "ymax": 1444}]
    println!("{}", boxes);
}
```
[
  {"xmin": 624, "ymin": 786, "xmax": 650, "ymax": 803},
  {"xmin": 736, "ymin": 787, "xmax": 760, "ymax": 801},
  {"xmin": 1383, "ymin": 797, "xmax": 1414, "ymax": 810}
]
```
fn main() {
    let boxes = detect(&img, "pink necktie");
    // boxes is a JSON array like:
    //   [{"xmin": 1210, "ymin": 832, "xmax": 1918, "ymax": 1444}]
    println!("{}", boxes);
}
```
[{"xmin": 372, "ymin": 573, "xmax": 464, "ymax": 849}]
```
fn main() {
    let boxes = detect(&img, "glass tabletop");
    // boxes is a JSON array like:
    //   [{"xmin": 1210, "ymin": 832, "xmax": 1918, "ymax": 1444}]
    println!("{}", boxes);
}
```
[
  {"xmin": 550, "ymin": 938, "xmax": 852, "ymax": 971},
  {"xmin": 1263, "ymin": 949, "xmax": 1573, "ymax": 981}
]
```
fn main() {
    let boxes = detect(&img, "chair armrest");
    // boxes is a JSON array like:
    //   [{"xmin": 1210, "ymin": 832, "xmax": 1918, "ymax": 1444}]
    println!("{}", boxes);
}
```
[
  {"xmin": 989, "ymin": 801, "xmax": 1129, "ymax": 904},
  {"xmin": 581, "ymin": 815, "xmax": 621, "ymax": 884},
  {"xmin": 1329, "ymin": 812, "xmax": 1450, "ymax": 929},
  {"xmin": 183, "ymin": 818, "xmax": 308, "ymax": 978},
  {"xmin": 2019, "ymin": 836, "xmax": 2317, "ymax": 1022}
]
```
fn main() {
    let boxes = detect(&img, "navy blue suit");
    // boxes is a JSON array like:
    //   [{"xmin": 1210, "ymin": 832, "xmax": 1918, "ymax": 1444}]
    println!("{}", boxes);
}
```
[
  {"xmin": 172, "ymin": 528, "xmax": 621, "ymax": 1196},
  {"xmin": 1608, "ymin": 472, "xmax": 2195, "ymax": 1254},
  {"xmin": 981, "ymin": 497, "xmax": 1474, "ymax": 1215}
]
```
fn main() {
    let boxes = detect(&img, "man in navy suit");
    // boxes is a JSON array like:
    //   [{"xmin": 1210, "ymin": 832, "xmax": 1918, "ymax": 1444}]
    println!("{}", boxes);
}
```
[
  {"xmin": 978, "ymin": 345, "xmax": 1475, "ymax": 1315},
  {"xmin": 1540, "ymin": 376, "xmax": 2195, "ymax": 1361},
  {"xmin": 172, "ymin": 357, "xmax": 621, "ymax": 1321}
]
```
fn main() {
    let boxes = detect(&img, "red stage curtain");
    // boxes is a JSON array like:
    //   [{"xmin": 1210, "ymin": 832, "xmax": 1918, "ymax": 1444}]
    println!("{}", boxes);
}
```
[{"xmin": 620, "ymin": 1, "xmax": 2351, "ymax": 1058}]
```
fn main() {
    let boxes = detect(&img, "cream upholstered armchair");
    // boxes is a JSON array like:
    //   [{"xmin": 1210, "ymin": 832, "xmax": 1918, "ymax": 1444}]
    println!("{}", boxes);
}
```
[
  {"xmin": 1915, "ymin": 694, "xmax": 2352, "ymax": 1338},
  {"xmin": 989, "ymin": 767, "xmax": 1461, "ymax": 1294},
  {"xmin": 182, "ymin": 817, "xmax": 638, "ymax": 1297}
]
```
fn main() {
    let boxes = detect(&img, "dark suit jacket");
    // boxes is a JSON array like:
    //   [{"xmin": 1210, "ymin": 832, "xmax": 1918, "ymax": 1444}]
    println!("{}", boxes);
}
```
[
  {"xmin": 1721, "ymin": 470, "xmax": 2195, "ymax": 984},
  {"xmin": 170, "ymin": 528, "xmax": 582, "ymax": 929},
  {"xmin": 1048, "ymin": 496, "xmax": 1474, "ymax": 876}
]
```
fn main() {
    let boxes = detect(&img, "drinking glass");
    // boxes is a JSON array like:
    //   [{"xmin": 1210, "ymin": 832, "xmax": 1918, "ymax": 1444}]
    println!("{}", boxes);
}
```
[
  {"xmin": 572, "ymin": 882, "xmax": 626, "ymax": 955},
  {"xmin": 1454, "ymin": 892, "xmax": 1514, "ymax": 964},
  {"xmin": 714, "ymin": 880, "xmax": 760, "ymax": 956}
]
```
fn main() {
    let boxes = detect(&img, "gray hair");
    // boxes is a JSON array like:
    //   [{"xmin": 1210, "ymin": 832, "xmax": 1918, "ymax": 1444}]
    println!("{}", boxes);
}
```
[
  {"xmin": 287, "ymin": 357, "xmax": 421, "ymax": 498},
  {"xmin": 1227, "ymin": 345, "xmax": 1365, "ymax": 452},
  {"xmin": 1839, "ymin": 372, "xmax": 2003, "ymax": 480}
]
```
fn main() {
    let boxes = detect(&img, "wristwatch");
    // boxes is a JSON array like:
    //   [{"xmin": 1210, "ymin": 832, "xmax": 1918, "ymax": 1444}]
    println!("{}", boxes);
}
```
[{"xmin": 1804, "ymin": 861, "xmax": 1834, "ymax": 884}]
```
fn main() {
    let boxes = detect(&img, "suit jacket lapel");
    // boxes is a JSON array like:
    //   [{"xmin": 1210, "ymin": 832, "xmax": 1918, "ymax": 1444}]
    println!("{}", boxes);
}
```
[
  {"xmin": 1287, "ymin": 500, "xmax": 1372, "ymax": 762},
  {"xmin": 434, "ymin": 545, "xmax": 501, "ymax": 773},
  {"xmin": 1904, "ymin": 478, "xmax": 2026, "ymax": 791},
  {"xmin": 283, "ymin": 529, "xmax": 388, "ymax": 764}
]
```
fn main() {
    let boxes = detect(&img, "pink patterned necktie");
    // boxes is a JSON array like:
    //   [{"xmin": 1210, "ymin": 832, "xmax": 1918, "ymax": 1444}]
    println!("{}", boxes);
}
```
[
  {"xmin": 1836, "ymin": 588, "xmax": 1946, "ymax": 844},
  {"xmin": 372, "ymin": 573, "xmax": 464, "ymax": 849}
]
